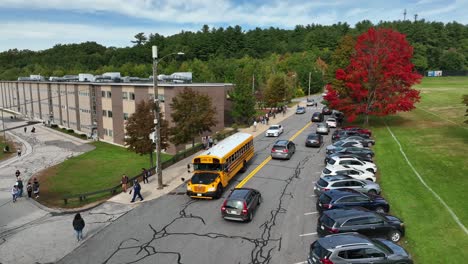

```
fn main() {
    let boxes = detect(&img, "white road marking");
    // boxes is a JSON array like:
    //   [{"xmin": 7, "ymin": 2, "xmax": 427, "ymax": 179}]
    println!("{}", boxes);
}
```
[
  {"xmin": 304, "ymin": 212, "xmax": 318, "ymax": 215},
  {"xmin": 386, "ymin": 124, "xmax": 468, "ymax": 235},
  {"xmin": 299, "ymin": 232, "xmax": 317, "ymax": 237},
  {"xmin": 293, "ymin": 261, "xmax": 307, "ymax": 264}
]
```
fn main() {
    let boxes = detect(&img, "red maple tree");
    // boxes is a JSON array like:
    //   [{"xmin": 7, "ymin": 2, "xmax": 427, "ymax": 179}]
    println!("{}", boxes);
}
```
[{"xmin": 325, "ymin": 28, "xmax": 422, "ymax": 124}]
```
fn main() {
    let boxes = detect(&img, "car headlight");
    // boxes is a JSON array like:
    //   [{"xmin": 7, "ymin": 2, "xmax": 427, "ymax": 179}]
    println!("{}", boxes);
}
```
[{"xmin": 207, "ymin": 186, "xmax": 216, "ymax": 192}]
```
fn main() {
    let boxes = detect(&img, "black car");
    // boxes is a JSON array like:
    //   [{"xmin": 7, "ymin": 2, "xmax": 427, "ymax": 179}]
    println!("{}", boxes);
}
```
[
  {"xmin": 317, "ymin": 208, "xmax": 405, "ymax": 242},
  {"xmin": 221, "ymin": 188, "xmax": 262, "ymax": 222},
  {"xmin": 305, "ymin": 133, "xmax": 323, "ymax": 147},
  {"xmin": 311, "ymin": 112, "xmax": 324, "ymax": 122},
  {"xmin": 324, "ymin": 153, "xmax": 373, "ymax": 165},
  {"xmin": 316, "ymin": 189, "xmax": 389, "ymax": 214},
  {"xmin": 331, "ymin": 110, "xmax": 344, "ymax": 123},
  {"xmin": 332, "ymin": 130, "xmax": 370, "ymax": 142},
  {"xmin": 328, "ymin": 147, "xmax": 375, "ymax": 158},
  {"xmin": 322, "ymin": 106, "xmax": 332, "ymax": 115}
]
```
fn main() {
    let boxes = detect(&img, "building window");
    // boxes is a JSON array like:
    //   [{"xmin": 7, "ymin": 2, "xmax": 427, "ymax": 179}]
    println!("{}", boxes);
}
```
[
  {"xmin": 107, "ymin": 110, "xmax": 113, "ymax": 118},
  {"xmin": 129, "ymin": 92, "xmax": 135, "ymax": 100},
  {"xmin": 101, "ymin": 91, "xmax": 106, "ymax": 97},
  {"xmin": 122, "ymin": 92, "xmax": 128, "ymax": 100},
  {"xmin": 106, "ymin": 91, "xmax": 112, "ymax": 98},
  {"xmin": 109, "ymin": 129, "xmax": 113, "ymax": 137},
  {"xmin": 102, "ymin": 110, "xmax": 107, "ymax": 117},
  {"xmin": 123, "ymin": 113, "xmax": 129, "ymax": 120}
]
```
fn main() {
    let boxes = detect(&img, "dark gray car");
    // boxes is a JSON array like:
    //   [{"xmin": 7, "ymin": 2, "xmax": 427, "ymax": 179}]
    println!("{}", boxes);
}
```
[
  {"xmin": 308, "ymin": 233, "xmax": 413, "ymax": 264},
  {"xmin": 314, "ymin": 175, "xmax": 381, "ymax": 196},
  {"xmin": 221, "ymin": 188, "xmax": 261, "ymax": 222}
]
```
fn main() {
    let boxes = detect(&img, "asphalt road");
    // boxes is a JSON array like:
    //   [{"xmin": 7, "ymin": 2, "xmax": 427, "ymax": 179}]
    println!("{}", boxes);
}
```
[{"xmin": 59, "ymin": 103, "xmax": 333, "ymax": 264}]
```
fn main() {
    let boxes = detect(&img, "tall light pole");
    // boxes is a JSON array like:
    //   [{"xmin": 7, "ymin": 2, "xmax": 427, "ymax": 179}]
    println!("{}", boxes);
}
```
[
  {"xmin": 308, "ymin": 72, "xmax": 311, "ymax": 98},
  {"xmin": 152, "ymin": 46, "xmax": 184, "ymax": 189}
]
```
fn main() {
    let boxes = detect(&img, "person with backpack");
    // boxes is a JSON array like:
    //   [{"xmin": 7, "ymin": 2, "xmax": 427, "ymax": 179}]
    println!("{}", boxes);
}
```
[
  {"xmin": 129, "ymin": 179, "xmax": 144, "ymax": 203},
  {"xmin": 11, "ymin": 185, "xmax": 19, "ymax": 203},
  {"xmin": 32, "ymin": 178, "xmax": 40, "ymax": 199},
  {"xmin": 26, "ymin": 181, "xmax": 33, "ymax": 198},
  {"xmin": 72, "ymin": 213, "xmax": 85, "ymax": 242}
]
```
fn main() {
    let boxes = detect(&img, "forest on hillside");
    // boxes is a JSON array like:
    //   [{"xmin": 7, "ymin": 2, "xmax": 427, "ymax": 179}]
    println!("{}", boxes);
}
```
[{"xmin": 0, "ymin": 19, "xmax": 466, "ymax": 94}]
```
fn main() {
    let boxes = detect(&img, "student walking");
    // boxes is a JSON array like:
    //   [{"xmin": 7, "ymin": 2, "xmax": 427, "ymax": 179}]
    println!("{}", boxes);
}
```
[
  {"xmin": 17, "ymin": 149, "xmax": 22, "ymax": 157},
  {"xmin": 141, "ymin": 168, "xmax": 149, "ymax": 184},
  {"xmin": 11, "ymin": 185, "xmax": 19, "ymax": 203},
  {"xmin": 16, "ymin": 177, "xmax": 23, "ymax": 197},
  {"xmin": 130, "ymin": 180, "xmax": 144, "ymax": 203},
  {"xmin": 253, "ymin": 120, "xmax": 257, "ymax": 132},
  {"xmin": 24, "ymin": 127, "xmax": 27, "ymax": 133},
  {"xmin": 72, "ymin": 213, "xmax": 85, "ymax": 242},
  {"xmin": 26, "ymin": 181, "xmax": 33, "ymax": 198},
  {"xmin": 121, "ymin": 174, "xmax": 129, "ymax": 192},
  {"xmin": 15, "ymin": 170, "xmax": 20, "ymax": 178},
  {"xmin": 208, "ymin": 136, "xmax": 214, "ymax": 148},
  {"xmin": 32, "ymin": 178, "xmax": 40, "ymax": 199}
]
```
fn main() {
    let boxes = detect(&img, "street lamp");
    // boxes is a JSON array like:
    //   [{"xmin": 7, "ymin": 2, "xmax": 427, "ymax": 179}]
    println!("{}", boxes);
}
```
[{"xmin": 152, "ymin": 46, "xmax": 184, "ymax": 189}]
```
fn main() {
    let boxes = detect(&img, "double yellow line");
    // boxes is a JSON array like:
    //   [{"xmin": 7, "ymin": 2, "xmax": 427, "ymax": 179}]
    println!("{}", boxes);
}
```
[{"xmin": 236, "ymin": 122, "xmax": 312, "ymax": 188}]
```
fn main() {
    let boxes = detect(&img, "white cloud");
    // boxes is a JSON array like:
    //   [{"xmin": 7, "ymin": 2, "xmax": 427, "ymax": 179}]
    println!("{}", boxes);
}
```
[{"xmin": 0, "ymin": 21, "xmax": 197, "ymax": 51}]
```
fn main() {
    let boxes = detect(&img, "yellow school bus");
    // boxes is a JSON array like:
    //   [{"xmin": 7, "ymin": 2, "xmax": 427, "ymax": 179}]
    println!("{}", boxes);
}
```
[{"xmin": 187, "ymin": 132, "xmax": 254, "ymax": 199}]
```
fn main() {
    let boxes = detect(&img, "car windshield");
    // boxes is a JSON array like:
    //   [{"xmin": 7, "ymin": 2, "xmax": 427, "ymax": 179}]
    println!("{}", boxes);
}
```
[
  {"xmin": 191, "ymin": 172, "xmax": 219, "ymax": 184},
  {"xmin": 269, "ymin": 126, "xmax": 279, "ymax": 130},
  {"xmin": 193, "ymin": 163, "xmax": 222, "ymax": 171},
  {"xmin": 310, "ymin": 241, "xmax": 332, "ymax": 259},
  {"xmin": 318, "ymin": 123, "xmax": 326, "ymax": 128},
  {"xmin": 327, "ymin": 118, "xmax": 336, "ymax": 122},
  {"xmin": 317, "ymin": 178, "xmax": 328, "ymax": 187}
]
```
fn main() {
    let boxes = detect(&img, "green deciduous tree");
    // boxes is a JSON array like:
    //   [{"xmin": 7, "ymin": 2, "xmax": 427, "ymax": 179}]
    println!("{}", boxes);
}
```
[
  {"xmin": 440, "ymin": 49, "xmax": 466, "ymax": 71},
  {"xmin": 131, "ymin": 32, "xmax": 148, "ymax": 46},
  {"xmin": 169, "ymin": 88, "xmax": 217, "ymax": 147},
  {"xmin": 264, "ymin": 73, "xmax": 291, "ymax": 106},
  {"xmin": 124, "ymin": 100, "xmax": 169, "ymax": 167}
]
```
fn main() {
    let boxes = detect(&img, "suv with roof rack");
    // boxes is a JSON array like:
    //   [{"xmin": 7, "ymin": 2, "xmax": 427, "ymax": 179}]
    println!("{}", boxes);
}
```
[
  {"xmin": 317, "ymin": 208, "xmax": 405, "ymax": 242},
  {"xmin": 308, "ymin": 233, "xmax": 413, "ymax": 264},
  {"xmin": 314, "ymin": 175, "xmax": 381, "ymax": 196}
]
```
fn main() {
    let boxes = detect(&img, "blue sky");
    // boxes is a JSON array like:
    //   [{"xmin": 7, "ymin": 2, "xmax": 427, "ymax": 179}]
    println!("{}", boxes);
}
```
[{"xmin": 0, "ymin": 0, "xmax": 466, "ymax": 51}]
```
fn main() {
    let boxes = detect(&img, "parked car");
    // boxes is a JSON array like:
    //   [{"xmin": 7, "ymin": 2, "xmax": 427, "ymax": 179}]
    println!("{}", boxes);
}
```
[
  {"xmin": 296, "ymin": 106, "xmax": 306, "ymax": 114},
  {"xmin": 305, "ymin": 133, "xmax": 323, "ymax": 147},
  {"xmin": 342, "ymin": 126, "xmax": 372, "ymax": 136},
  {"xmin": 332, "ymin": 129, "xmax": 370, "ymax": 142},
  {"xmin": 306, "ymin": 98, "xmax": 315, "ymax": 106},
  {"xmin": 265, "ymin": 124, "xmax": 284, "ymax": 137},
  {"xmin": 321, "ymin": 166, "xmax": 376, "ymax": 182},
  {"xmin": 326, "ymin": 140, "xmax": 364, "ymax": 153},
  {"xmin": 325, "ymin": 117, "xmax": 337, "ymax": 128},
  {"xmin": 327, "ymin": 147, "xmax": 375, "ymax": 158},
  {"xmin": 317, "ymin": 208, "xmax": 405, "ymax": 242},
  {"xmin": 324, "ymin": 153, "xmax": 373, "ymax": 165},
  {"xmin": 314, "ymin": 175, "xmax": 381, "ymax": 196},
  {"xmin": 326, "ymin": 156, "xmax": 377, "ymax": 173},
  {"xmin": 342, "ymin": 135, "xmax": 375, "ymax": 147},
  {"xmin": 311, "ymin": 112, "xmax": 324, "ymax": 122},
  {"xmin": 322, "ymin": 106, "xmax": 332, "ymax": 115},
  {"xmin": 307, "ymin": 233, "xmax": 413, "ymax": 264},
  {"xmin": 221, "ymin": 188, "xmax": 262, "ymax": 222},
  {"xmin": 316, "ymin": 123, "xmax": 330, "ymax": 135},
  {"xmin": 271, "ymin": 140, "xmax": 296, "ymax": 160},
  {"xmin": 316, "ymin": 189, "xmax": 390, "ymax": 214}
]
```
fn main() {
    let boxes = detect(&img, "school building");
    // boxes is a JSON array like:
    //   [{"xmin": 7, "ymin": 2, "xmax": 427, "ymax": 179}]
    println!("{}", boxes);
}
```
[{"xmin": 0, "ymin": 81, "xmax": 234, "ymax": 154}]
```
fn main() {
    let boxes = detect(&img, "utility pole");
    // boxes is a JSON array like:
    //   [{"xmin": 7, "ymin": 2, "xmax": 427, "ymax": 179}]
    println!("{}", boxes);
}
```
[
  {"xmin": 308, "ymin": 72, "xmax": 311, "ymax": 98},
  {"xmin": 414, "ymin": 14, "xmax": 418, "ymax": 22},
  {"xmin": 403, "ymin": 9, "xmax": 407, "ymax": 20}
]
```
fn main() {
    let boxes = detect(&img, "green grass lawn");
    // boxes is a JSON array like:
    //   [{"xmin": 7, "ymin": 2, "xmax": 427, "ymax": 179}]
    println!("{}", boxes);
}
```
[
  {"xmin": 367, "ymin": 76, "xmax": 468, "ymax": 263},
  {"xmin": 40, "ymin": 141, "xmax": 171, "ymax": 207}
]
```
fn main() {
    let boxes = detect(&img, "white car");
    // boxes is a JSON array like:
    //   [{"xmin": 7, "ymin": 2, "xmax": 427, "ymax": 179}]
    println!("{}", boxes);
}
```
[
  {"xmin": 316, "ymin": 123, "xmax": 329, "ymax": 135},
  {"xmin": 326, "ymin": 156, "xmax": 377, "ymax": 173},
  {"xmin": 321, "ymin": 166, "xmax": 376, "ymax": 182},
  {"xmin": 265, "ymin": 124, "xmax": 284, "ymax": 137},
  {"xmin": 306, "ymin": 99, "xmax": 315, "ymax": 106},
  {"xmin": 326, "ymin": 117, "xmax": 337, "ymax": 128}
]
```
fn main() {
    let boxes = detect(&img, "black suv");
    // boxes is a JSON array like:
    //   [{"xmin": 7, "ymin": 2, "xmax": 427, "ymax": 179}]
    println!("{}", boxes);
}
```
[
  {"xmin": 316, "ymin": 189, "xmax": 389, "ymax": 214},
  {"xmin": 221, "ymin": 188, "xmax": 261, "ymax": 222},
  {"xmin": 328, "ymin": 147, "xmax": 375, "ymax": 158},
  {"xmin": 317, "ymin": 208, "xmax": 405, "ymax": 242},
  {"xmin": 308, "ymin": 233, "xmax": 413, "ymax": 264},
  {"xmin": 311, "ymin": 112, "xmax": 324, "ymax": 122}
]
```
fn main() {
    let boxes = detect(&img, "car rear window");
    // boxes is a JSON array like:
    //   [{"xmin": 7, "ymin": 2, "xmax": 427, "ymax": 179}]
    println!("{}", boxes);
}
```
[
  {"xmin": 328, "ymin": 159, "xmax": 336, "ymax": 165},
  {"xmin": 310, "ymin": 241, "xmax": 332, "ymax": 259},
  {"xmin": 225, "ymin": 199, "xmax": 244, "ymax": 210},
  {"xmin": 320, "ymin": 214, "xmax": 336, "ymax": 228},
  {"xmin": 317, "ymin": 178, "xmax": 328, "ymax": 187},
  {"xmin": 273, "ymin": 145, "xmax": 285, "ymax": 150},
  {"xmin": 323, "ymin": 168, "xmax": 331, "ymax": 174},
  {"xmin": 319, "ymin": 193, "xmax": 332, "ymax": 204}
]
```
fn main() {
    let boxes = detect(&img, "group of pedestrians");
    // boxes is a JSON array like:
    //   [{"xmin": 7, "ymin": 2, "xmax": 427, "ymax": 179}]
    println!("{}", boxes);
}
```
[
  {"xmin": 253, "ymin": 106, "xmax": 288, "ymax": 131},
  {"xmin": 11, "ymin": 170, "xmax": 40, "ymax": 203},
  {"xmin": 121, "ymin": 170, "xmax": 147, "ymax": 203},
  {"xmin": 202, "ymin": 136, "xmax": 216, "ymax": 149}
]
